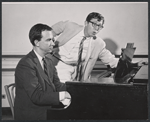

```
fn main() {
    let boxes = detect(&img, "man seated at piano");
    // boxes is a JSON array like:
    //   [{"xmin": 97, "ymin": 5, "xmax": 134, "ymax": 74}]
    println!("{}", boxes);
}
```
[
  {"xmin": 14, "ymin": 23, "xmax": 71, "ymax": 120},
  {"xmin": 48, "ymin": 12, "xmax": 148, "ymax": 83}
]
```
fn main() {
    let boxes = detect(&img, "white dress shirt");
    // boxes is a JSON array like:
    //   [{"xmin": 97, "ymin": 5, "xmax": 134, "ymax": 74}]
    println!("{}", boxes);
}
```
[
  {"xmin": 55, "ymin": 30, "xmax": 92, "ymax": 83},
  {"xmin": 33, "ymin": 50, "xmax": 44, "ymax": 69}
]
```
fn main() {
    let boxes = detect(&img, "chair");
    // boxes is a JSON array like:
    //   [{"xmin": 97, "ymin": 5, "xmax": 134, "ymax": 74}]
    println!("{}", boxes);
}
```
[
  {"xmin": 4, "ymin": 83, "xmax": 70, "ymax": 119},
  {"xmin": 4, "ymin": 83, "xmax": 15, "ymax": 119}
]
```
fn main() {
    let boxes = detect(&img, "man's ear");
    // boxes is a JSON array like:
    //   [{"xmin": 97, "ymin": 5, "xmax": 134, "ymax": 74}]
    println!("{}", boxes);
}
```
[
  {"xmin": 85, "ymin": 21, "xmax": 88, "ymax": 26},
  {"xmin": 34, "ymin": 40, "xmax": 39, "ymax": 46}
]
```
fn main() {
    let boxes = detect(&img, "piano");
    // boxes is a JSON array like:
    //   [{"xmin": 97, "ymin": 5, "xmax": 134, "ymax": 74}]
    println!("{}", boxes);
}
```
[
  {"xmin": 47, "ymin": 65, "xmax": 148, "ymax": 120},
  {"xmin": 47, "ymin": 43, "xmax": 148, "ymax": 120}
]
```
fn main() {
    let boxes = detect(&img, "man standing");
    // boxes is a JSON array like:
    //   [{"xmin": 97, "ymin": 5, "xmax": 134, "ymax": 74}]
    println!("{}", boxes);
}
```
[
  {"xmin": 14, "ymin": 23, "xmax": 70, "ymax": 120},
  {"xmin": 51, "ymin": 12, "xmax": 118, "ymax": 82}
]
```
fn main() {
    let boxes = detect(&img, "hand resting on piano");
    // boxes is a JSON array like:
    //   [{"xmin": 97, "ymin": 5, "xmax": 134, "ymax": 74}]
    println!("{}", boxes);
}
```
[{"xmin": 60, "ymin": 91, "xmax": 71, "ymax": 108}]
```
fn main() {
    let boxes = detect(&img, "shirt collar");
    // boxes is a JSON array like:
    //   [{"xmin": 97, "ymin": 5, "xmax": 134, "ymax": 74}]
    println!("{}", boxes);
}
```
[
  {"xmin": 79, "ymin": 30, "xmax": 90, "ymax": 40},
  {"xmin": 81, "ymin": 29, "xmax": 92, "ymax": 40},
  {"xmin": 33, "ymin": 50, "xmax": 43, "ymax": 62}
]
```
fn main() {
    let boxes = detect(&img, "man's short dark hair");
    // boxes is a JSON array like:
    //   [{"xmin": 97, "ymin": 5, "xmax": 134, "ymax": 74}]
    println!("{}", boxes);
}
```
[
  {"xmin": 86, "ymin": 12, "xmax": 105, "ymax": 25},
  {"xmin": 29, "ymin": 23, "xmax": 52, "ymax": 46}
]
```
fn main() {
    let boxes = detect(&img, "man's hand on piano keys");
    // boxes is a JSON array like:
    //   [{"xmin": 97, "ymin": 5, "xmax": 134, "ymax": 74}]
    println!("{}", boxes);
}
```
[
  {"xmin": 59, "ymin": 91, "xmax": 71, "ymax": 107},
  {"xmin": 65, "ymin": 91, "xmax": 71, "ymax": 99},
  {"xmin": 62, "ymin": 92, "xmax": 71, "ymax": 107}
]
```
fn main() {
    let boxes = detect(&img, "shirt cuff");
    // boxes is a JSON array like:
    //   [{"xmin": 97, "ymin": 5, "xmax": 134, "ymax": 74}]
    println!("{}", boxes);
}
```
[{"xmin": 59, "ymin": 92, "xmax": 65, "ymax": 101}]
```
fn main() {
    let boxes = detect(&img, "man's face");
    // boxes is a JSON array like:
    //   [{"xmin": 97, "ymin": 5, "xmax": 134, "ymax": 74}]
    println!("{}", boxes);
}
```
[
  {"xmin": 38, "ymin": 30, "xmax": 55, "ymax": 53},
  {"xmin": 84, "ymin": 18, "xmax": 103, "ymax": 37}
]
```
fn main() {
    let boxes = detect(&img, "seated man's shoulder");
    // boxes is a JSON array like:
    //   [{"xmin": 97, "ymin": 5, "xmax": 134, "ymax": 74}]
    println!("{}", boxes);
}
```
[{"xmin": 18, "ymin": 52, "xmax": 35, "ymax": 66}]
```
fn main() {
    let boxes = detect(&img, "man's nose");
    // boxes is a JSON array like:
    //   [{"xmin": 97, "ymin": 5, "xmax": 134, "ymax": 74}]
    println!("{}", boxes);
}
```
[
  {"xmin": 94, "ymin": 30, "xmax": 99, "ymax": 33},
  {"xmin": 51, "ymin": 41, "xmax": 55, "ymax": 46},
  {"xmin": 94, "ymin": 27, "xmax": 100, "ymax": 31}
]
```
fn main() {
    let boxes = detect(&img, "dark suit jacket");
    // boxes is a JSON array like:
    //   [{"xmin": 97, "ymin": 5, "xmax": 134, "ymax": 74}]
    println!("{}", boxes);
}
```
[{"xmin": 14, "ymin": 50, "xmax": 66, "ymax": 120}]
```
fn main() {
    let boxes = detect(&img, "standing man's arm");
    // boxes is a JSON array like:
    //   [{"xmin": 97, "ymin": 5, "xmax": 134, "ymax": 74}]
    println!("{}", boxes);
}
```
[
  {"xmin": 98, "ymin": 47, "xmax": 119, "ymax": 68},
  {"xmin": 52, "ymin": 21, "xmax": 69, "ymax": 37},
  {"xmin": 52, "ymin": 20, "xmax": 81, "ymax": 47}
]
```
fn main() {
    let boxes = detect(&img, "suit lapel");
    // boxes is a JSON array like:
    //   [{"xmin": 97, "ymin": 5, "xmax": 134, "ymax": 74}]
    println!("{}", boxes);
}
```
[
  {"xmin": 45, "ymin": 58, "xmax": 53, "ymax": 82},
  {"xmin": 30, "ymin": 50, "xmax": 56, "ymax": 91},
  {"xmin": 33, "ymin": 58, "xmax": 51, "ymax": 86},
  {"xmin": 45, "ymin": 58, "xmax": 56, "ymax": 91},
  {"xmin": 82, "ymin": 38, "xmax": 94, "ymax": 74},
  {"xmin": 82, "ymin": 38, "xmax": 100, "ymax": 80}
]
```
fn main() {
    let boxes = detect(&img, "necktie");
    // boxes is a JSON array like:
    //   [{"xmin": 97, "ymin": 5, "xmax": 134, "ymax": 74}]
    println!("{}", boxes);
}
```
[
  {"xmin": 43, "ymin": 57, "xmax": 56, "ymax": 91},
  {"xmin": 43, "ymin": 58, "xmax": 49, "ymax": 77},
  {"xmin": 74, "ymin": 37, "xmax": 86, "ymax": 81}
]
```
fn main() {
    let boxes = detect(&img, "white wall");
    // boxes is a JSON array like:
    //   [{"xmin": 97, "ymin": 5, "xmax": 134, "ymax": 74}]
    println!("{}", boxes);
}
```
[
  {"xmin": 2, "ymin": 2, "xmax": 148, "ymax": 107},
  {"xmin": 2, "ymin": 2, "xmax": 148, "ymax": 55}
]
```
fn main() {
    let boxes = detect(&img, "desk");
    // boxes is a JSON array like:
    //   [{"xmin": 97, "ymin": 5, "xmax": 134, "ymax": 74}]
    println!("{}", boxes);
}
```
[{"xmin": 47, "ymin": 66, "xmax": 148, "ymax": 120}]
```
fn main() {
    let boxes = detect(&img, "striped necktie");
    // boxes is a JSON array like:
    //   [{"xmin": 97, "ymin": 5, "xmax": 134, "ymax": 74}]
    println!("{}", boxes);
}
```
[
  {"xmin": 74, "ymin": 36, "xmax": 86, "ymax": 81},
  {"xmin": 43, "ymin": 57, "xmax": 56, "ymax": 91},
  {"xmin": 43, "ymin": 58, "xmax": 49, "ymax": 77}
]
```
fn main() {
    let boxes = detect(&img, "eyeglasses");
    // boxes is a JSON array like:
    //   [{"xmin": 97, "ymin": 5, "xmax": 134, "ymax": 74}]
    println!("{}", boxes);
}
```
[{"xmin": 89, "ymin": 21, "xmax": 104, "ymax": 30}]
